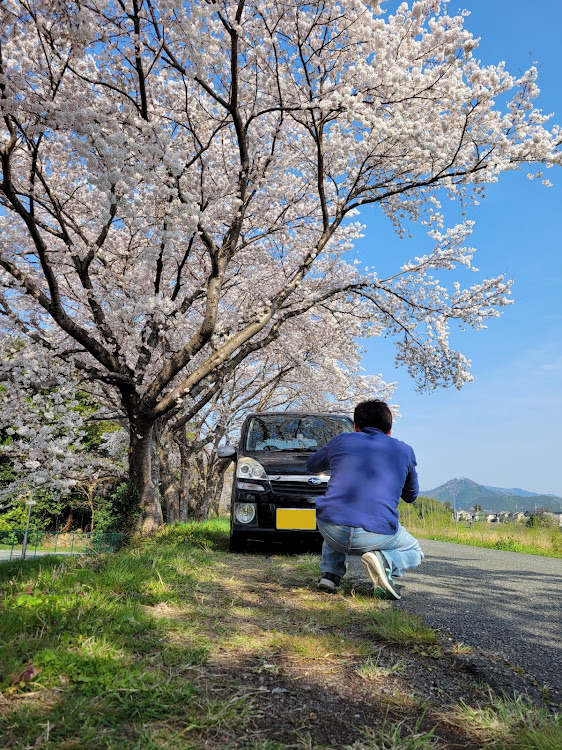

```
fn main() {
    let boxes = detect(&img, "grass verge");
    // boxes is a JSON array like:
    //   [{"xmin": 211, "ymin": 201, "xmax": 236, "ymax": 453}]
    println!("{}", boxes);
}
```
[
  {"xmin": 414, "ymin": 528, "xmax": 562, "ymax": 558},
  {"xmin": 403, "ymin": 520, "xmax": 562, "ymax": 559}
]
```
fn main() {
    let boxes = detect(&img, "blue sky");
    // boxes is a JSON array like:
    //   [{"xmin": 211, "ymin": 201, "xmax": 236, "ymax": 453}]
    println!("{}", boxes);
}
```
[{"xmin": 357, "ymin": 0, "xmax": 562, "ymax": 496}]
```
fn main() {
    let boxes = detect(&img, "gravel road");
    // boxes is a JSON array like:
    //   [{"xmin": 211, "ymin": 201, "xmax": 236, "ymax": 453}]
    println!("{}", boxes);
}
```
[{"xmin": 349, "ymin": 539, "xmax": 562, "ymax": 707}]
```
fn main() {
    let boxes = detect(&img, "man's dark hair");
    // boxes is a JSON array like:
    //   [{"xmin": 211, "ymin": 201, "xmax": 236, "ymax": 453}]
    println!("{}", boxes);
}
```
[{"xmin": 354, "ymin": 400, "xmax": 393, "ymax": 434}]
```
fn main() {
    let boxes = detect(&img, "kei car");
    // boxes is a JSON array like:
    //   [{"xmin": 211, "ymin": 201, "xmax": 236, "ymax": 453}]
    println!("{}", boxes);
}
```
[{"xmin": 218, "ymin": 411, "xmax": 353, "ymax": 552}]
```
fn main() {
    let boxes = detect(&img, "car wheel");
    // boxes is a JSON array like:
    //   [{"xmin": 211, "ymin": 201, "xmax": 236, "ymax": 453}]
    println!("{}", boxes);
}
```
[{"xmin": 228, "ymin": 532, "xmax": 247, "ymax": 553}]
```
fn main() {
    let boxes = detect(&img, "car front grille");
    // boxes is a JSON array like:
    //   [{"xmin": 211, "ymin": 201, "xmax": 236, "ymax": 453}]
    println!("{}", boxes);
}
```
[{"xmin": 270, "ymin": 480, "xmax": 327, "ymax": 496}]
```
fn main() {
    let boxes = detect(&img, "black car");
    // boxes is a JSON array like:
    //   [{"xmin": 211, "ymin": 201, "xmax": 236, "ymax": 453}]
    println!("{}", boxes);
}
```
[{"xmin": 218, "ymin": 411, "xmax": 353, "ymax": 552}]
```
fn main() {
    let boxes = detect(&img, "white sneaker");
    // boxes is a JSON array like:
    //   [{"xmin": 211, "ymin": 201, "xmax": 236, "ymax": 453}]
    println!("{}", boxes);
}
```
[{"xmin": 361, "ymin": 551, "xmax": 401, "ymax": 600}]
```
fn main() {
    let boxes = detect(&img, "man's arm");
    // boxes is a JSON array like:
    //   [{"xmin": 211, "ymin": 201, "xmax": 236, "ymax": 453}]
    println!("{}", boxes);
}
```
[
  {"xmin": 401, "ymin": 451, "xmax": 419, "ymax": 503},
  {"xmin": 306, "ymin": 443, "xmax": 331, "ymax": 473}
]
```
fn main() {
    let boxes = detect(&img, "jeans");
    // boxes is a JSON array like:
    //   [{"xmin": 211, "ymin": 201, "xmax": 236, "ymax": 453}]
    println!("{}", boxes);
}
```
[{"xmin": 317, "ymin": 519, "xmax": 424, "ymax": 579}]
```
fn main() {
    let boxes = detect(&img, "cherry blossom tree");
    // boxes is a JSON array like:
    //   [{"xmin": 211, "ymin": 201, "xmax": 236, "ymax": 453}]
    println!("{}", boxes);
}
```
[
  {"xmin": 1, "ymin": 0, "xmax": 560, "ymax": 531},
  {"xmin": 0, "ymin": 335, "xmax": 122, "ymax": 505}
]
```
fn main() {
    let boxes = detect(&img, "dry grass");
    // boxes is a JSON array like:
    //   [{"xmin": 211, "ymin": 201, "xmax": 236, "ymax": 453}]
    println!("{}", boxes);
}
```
[{"xmin": 409, "ymin": 521, "xmax": 562, "ymax": 557}]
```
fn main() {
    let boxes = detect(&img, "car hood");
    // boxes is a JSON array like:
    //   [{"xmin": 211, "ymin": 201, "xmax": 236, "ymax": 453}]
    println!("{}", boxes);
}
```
[{"xmin": 246, "ymin": 452, "xmax": 320, "ymax": 476}]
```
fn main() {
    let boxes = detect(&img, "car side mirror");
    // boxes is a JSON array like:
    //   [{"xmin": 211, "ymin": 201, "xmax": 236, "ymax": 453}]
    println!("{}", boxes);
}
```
[{"xmin": 217, "ymin": 445, "xmax": 236, "ymax": 460}]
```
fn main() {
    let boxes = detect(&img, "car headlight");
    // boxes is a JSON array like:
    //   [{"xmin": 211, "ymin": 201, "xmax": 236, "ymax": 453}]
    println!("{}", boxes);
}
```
[
  {"xmin": 234, "ymin": 502, "xmax": 256, "ymax": 524},
  {"xmin": 236, "ymin": 457, "xmax": 268, "ymax": 480}
]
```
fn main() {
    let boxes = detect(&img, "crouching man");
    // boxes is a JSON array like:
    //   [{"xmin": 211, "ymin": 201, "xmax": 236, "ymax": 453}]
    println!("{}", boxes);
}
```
[{"xmin": 306, "ymin": 399, "xmax": 423, "ymax": 599}]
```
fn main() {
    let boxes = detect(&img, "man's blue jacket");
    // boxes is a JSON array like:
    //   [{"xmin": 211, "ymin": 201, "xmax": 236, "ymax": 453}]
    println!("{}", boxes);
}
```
[{"xmin": 306, "ymin": 427, "xmax": 419, "ymax": 535}]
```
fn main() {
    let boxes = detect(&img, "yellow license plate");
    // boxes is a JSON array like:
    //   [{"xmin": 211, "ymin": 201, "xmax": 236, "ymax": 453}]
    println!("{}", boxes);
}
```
[{"xmin": 276, "ymin": 509, "xmax": 317, "ymax": 530}]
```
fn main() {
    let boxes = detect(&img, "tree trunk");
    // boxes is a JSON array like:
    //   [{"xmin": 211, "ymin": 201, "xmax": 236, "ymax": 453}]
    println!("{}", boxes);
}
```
[
  {"xmin": 209, "ymin": 467, "xmax": 227, "ymax": 516},
  {"xmin": 62, "ymin": 508, "xmax": 73, "ymax": 532},
  {"xmin": 194, "ymin": 485, "xmax": 212, "ymax": 521},
  {"xmin": 159, "ymin": 434, "xmax": 181, "ymax": 523},
  {"xmin": 89, "ymin": 491, "xmax": 95, "ymax": 532},
  {"xmin": 184, "ymin": 442, "xmax": 209, "ymax": 520},
  {"xmin": 129, "ymin": 422, "xmax": 163, "ymax": 534},
  {"xmin": 178, "ymin": 440, "xmax": 192, "ymax": 522}
]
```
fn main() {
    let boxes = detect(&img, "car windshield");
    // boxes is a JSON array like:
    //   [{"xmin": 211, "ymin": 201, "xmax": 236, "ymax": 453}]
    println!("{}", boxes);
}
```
[{"xmin": 245, "ymin": 415, "xmax": 353, "ymax": 453}]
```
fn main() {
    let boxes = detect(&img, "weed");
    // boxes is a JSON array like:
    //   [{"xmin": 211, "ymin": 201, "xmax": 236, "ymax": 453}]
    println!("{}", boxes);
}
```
[
  {"xmin": 442, "ymin": 694, "xmax": 561, "ymax": 748},
  {"xmin": 493, "ymin": 536, "xmax": 520, "ymax": 552},
  {"xmin": 412, "ymin": 644, "xmax": 442, "ymax": 658},
  {"xmin": 347, "ymin": 715, "xmax": 444, "ymax": 749},
  {"xmin": 380, "ymin": 690, "xmax": 428, "ymax": 710},
  {"xmin": 364, "ymin": 609, "xmax": 439, "ymax": 645},
  {"xmin": 355, "ymin": 648, "xmax": 405, "ymax": 682},
  {"xmin": 414, "ymin": 523, "xmax": 562, "ymax": 559},
  {"xmin": 266, "ymin": 631, "xmax": 374, "ymax": 660},
  {"xmin": 448, "ymin": 641, "xmax": 473, "ymax": 655}
]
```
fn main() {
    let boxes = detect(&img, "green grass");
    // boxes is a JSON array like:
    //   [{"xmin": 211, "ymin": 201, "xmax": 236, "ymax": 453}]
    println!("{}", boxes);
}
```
[
  {"xmin": 355, "ymin": 649, "xmax": 405, "ymax": 682},
  {"xmin": 364, "ymin": 609, "xmax": 439, "ymax": 646},
  {"xmin": 1, "ymin": 519, "xmax": 560, "ymax": 749},
  {"xmin": 0, "ymin": 521, "xmax": 233, "ymax": 748},
  {"xmin": 350, "ymin": 698, "xmax": 562, "ymax": 750}
]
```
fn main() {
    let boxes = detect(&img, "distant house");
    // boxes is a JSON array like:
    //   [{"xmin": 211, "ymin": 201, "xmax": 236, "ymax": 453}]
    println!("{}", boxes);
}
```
[
  {"xmin": 486, "ymin": 511, "xmax": 511, "ymax": 523},
  {"xmin": 486, "ymin": 510, "xmax": 559, "ymax": 525},
  {"xmin": 524, "ymin": 510, "xmax": 562, "ymax": 526},
  {"xmin": 454, "ymin": 510, "xmax": 473, "ymax": 522}
]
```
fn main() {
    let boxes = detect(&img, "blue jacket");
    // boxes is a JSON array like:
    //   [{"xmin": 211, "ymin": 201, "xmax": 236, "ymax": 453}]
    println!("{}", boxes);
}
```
[{"xmin": 306, "ymin": 427, "xmax": 419, "ymax": 535}]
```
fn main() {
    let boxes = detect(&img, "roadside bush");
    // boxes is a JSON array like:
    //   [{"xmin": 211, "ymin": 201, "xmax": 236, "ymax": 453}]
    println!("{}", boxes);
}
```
[{"xmin": 103, "ymin": 482, "xmax": 140, "ymax": 535}]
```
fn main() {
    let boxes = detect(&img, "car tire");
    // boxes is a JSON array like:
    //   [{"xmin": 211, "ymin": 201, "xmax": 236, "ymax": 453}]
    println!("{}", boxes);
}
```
[{"xmin": 228, "ymin": 532, "xmax": 248, "ymax": 553}]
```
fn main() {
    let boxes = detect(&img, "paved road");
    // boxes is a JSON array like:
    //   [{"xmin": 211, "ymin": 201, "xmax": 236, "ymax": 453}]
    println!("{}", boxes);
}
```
[
  {"xmin": 349, "ymin": 540, "xmax": 562, "ymax": 705},
  {"xmin": 0, "ymin": 550, "xmax": 77, "ymax": 562}
]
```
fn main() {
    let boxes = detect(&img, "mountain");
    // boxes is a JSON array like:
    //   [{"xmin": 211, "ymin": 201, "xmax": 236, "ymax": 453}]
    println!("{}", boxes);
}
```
[
  {"xmin": 485, "ymin": 485, "xmax": 557, "ymax": 498},
  {"xmin": 422, "ymin": 478, "xmax": 562, "ymax": 513}
]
